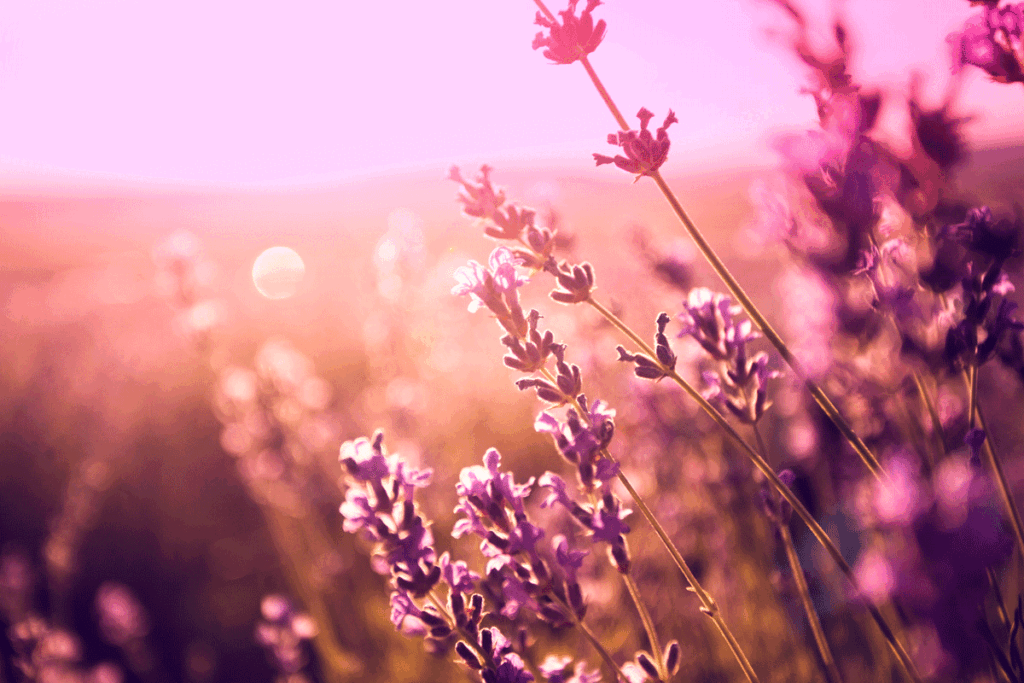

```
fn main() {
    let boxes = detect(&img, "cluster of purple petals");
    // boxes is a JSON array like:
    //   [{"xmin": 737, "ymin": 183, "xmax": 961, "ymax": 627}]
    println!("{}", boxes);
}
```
[
  {"xmin": 538, "ymin": 654, "xmax": 602, "ymax": 683},
  {"xmin": 449, "ymin": 166, "xmax": 600, "ymax": 307},
  {"xmin": 453, "ymin": 449, "xmax": 589, "ymax": 628},
  {"xmin": 936, "ymin": 207, "xmax": 1024, "ymax": 372},
  {"xmin": 617, "ymin": 313, "xmax": 678, "ymax": 381},
  {"xmin": 535, "ymin": 395, "xmax": 618, "ymax": 489},
  {"xmin": 539, "ymin": 472, "xmax": 632, "ymax": 574},
  {"xmin": 948, "ymin": 3, "xmax": 1024, "ymax": 83},
  {"xmin": 515, "ymin": 344, "xmax": 584, "ymax": 406},
  {"xmin": 678, "ymin": 288, "xmax": 778, "ymax": 423},
  {"xmin": 532, "ymin": 0, "xmax": 606, "ymax": 65},
  {"xmin": 453, "ymin": 247, "xmax": 531, "ymax": 339},
  {"xmin": 851, "ymin": 447, "xmax": 1014, "ymax": 677},
  {"xmin": 594, "ymin": 108, "xmax": 679, "ymax": 180},
  {"xmin": 339, "ymin": 431, "xmax": 440, "ymax": 597}
]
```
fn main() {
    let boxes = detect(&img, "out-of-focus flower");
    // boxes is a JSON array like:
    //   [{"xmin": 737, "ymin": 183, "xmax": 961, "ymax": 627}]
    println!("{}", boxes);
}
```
[
  {"xmin": 532, "ymin": 0, "xmax": 606, "ymax": 64},
  {"xmin": 95, "ymin": 582, "xmax": 149, "ymax": 647},
  {"xmin": 539, "ymin": 654, "xmax": 602, "ymax": 683},
  {"xmin": 947, "ymin": 6, "xmax": 1024, "ymax": 83},
  {"xmin": 256, "ymin": 594, "xmax": 318, "ymax": 682},
  {"xmin": 594, "ymin": 108, "xmax": 678, "ymax": 180},
  {"xmin": 449, "ymin": 165, "xmax": 506, "ymax": 221}
]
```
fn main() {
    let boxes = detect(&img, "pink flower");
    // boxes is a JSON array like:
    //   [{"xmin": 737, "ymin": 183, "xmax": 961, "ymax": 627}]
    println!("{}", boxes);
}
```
[
  {"xmin": 593, "ymin": 108, "xmax": 678, "ymax": 180},
  {"xmin": 532, "ymin": 0, "xmax": 606, "ymax": 64}
]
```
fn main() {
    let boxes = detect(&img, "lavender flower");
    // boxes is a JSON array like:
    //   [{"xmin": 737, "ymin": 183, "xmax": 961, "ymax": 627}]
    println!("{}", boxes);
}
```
[
  {"xmin": 678, "ymin": 289, "xmax": 779, "ymax": 422},
  {"xmin": 594, "ymin": 108, "xmax": 678, "ymax": 180},
  {"xmin": 539, "ymin": 654, "xmax": 602, "ymax": 683},
  {"xmin": 453, "ymin": 247, "xmax": 530, "ymax": 338},
  {"xmin": 339, "ymin": 431, "xmax": 440, "ymax": 597},
  {"xmin": 948, "ymin": 4, "xmax": 1024, "ymax": 83},
  {"xmin": 453, "ymin": 449, "xmax": 589, "ymax": 628},
  {"xmin": 535, "ymin": 395, "xmax": 617, "ymax": 489},
  {"xmin": 616, "ymin": 313, "xmax": 677, "ymax": 381},
  {"xmin": 533, "ymin": 0, "xmax": 607, "ymax": 65},
  {"xmin": 539, "ymin": 472, "xmax": 632, "ymax": 573}
]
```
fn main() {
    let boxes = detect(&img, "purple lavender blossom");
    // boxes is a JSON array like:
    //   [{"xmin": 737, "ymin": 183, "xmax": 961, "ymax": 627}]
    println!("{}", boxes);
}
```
[
  {"xmin": 532, "ymin": 0, "xmax": 606, "ymax": 65},
  {"xmin": 339, "ymin": 431, "xmax": 440, "ymax": 597},
  {"xmin": 255, "ymin": 594, "xmax": 318, "ymax": 681},
  {"xmin": 539, "ymin": 473, "xmax": 632, "ymax": 573},
  {"xmin": 453, "ymin": 247, "xmax": 531, "ymax": 338},
  {"xmin": 594, "ymin": 108, "xmax": 678, "ymax": 180},
  {"xmin": 948, "ymin": 5, "xmax": 1024, "ymax": 83},
  {"xmin": 535, "ymin": 395, "xmax": 617, "ymax": 488},
  {"xmin": 616, "ymin": 313, "xmax": 677, "ymax": 381}
]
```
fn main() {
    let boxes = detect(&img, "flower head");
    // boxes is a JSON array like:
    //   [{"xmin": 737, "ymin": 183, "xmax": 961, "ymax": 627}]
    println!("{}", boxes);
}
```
[
  {"xmin": 594, "ymin": 108, "xmax": 678, "ymax": 180},
  {"xmin": 532, "ymin": 0, "xmax": 606, "ymax": 64}
]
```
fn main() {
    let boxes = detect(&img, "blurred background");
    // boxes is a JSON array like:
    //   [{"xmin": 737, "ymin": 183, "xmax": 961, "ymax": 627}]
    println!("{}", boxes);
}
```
[{"xmin": 2, "ymin": 0, "xmax": 1024, "ymax": 681}]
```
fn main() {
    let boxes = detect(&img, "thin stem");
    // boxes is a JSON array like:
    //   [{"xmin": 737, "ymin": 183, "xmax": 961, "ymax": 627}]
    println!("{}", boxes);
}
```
[
  {"xmin": 583, "ymin": 296, "xmax": 922, "ymax": 682},
  {"xmin": 623, "ymin": 573, "xmax": 667, "ymax": 680},
  {"xmin": 563, "ymin": 34, "xmax": 885, "ymax": 480},
  {"xmin": 778, "ymin": 521, "xmax": 843, "ymax": 683},
  {"xmin": 911, "ymin": 371, "xmax": 945, "ymax": 466},
  {"xmin": 757, "ymin": 425, "xmax": 842, "ymax": 683},
  {"xmin": 580, "ymin": 56, "xmax": 629, "ymax": 130},
  {"xmin": 613, "ymin": 467, "xmax": 761, "ymax": 683},
  {"xmin": 649, "ymin": 169, "xmax": 885, "ymax": 480},
  {"xmin": 962, "ymin": 368, "xmax": 1024, "ymax": 568},
  {"xmin": 970, "ymin": 364, "xmax": 979, "ymax": 428},
  {"xmin": 533, "ymin": 364, "xmax": 758, "ymax": 682},
  {"xmin": 988, "ymin": 567, "xmax": 1011, "ymax": 637},
  {"xmin": 552, "ymin": 591, "xmax": 626, "ymax": 683}
]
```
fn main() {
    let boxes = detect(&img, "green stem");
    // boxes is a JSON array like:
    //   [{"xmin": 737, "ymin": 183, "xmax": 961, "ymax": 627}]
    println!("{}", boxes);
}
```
[
  {"xmin": 623, "ymin": 572, "xmax": 667, "ymax": 680},
  {"xmin": 556, "ymin": 591, "xmax": 627, "ymax": 683},
  {"xmin": 580, "ymin": 56, "xmax": 630, "ymax": 131}
]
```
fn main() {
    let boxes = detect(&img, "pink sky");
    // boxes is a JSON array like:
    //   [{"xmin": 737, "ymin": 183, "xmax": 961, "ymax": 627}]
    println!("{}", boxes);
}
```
[{"xmin": 0, "ymin": 0, "xmax": 1020, "ymax": 187}]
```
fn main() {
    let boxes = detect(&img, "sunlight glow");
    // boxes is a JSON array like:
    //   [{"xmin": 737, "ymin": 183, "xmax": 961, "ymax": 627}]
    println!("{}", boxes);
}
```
[{"xmin": 252, "ymin": 246, "xmax": 305, "ymax": 300}]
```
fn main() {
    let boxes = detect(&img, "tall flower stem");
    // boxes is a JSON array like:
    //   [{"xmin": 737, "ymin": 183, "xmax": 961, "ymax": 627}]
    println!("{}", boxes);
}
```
[
  {"xmin": 962, "ymin": 368, "xmax": 1024, "ymax": 568},
  {"xmin": 530, "ymin": 0, "xmax": 884, "ymax": 481},
  {"xmin": 622, "ymin": 573, "xmax": 667, "ymax": 680},
  {"xmin": 777, "ymin": 520, "xmax": 843, "ymax": 683},
  {"xmin": 612, "ymin": 463, "xmax": 761, "ymax": 683},
  {"xmin": 646, "ymin": 169, "xmax": 884, "ymax": 480},
  {"xmin": 556, "ymin": 591, "xmax": 627, "ymax": 683},
  {"xmin": 535, "ymin": 369, "xmax": 759, "ymax": 682},
  {"xmin": 583, "ymin": 296, "xmax": 923, "ymax": 683},
  {"xmin": 754, "ymin": 425, "xmax": 842, "ymax": 683},
  {"xmin": 911, "ymin": 371, "xmax": 944, "ymax": 470}
]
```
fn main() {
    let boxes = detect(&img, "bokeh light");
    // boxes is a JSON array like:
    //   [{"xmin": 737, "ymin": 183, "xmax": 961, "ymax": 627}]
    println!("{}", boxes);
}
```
[{"xmin": 252, "ymin": 247, "xmax": 305, "ymax": 300}]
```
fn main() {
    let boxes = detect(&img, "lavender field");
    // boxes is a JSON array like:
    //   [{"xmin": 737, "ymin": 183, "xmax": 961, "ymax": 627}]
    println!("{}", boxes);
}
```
[{"xmin": 3, "ymin": 1, "xmax": 1024, "ymax": 682}]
